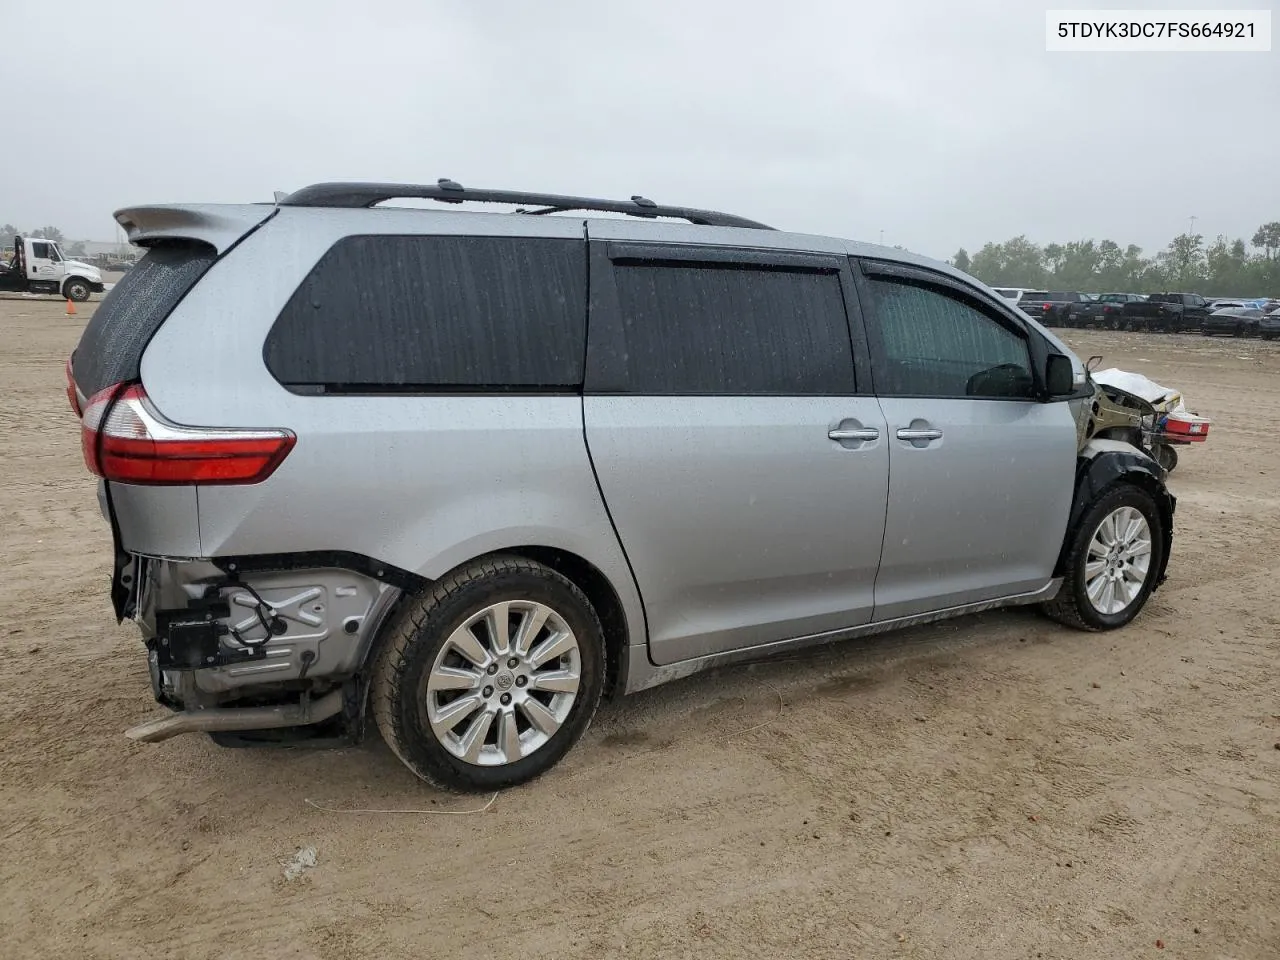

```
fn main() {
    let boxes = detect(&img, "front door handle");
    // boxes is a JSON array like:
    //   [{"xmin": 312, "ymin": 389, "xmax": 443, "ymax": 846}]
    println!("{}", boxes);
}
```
[
  {"xmin": 896, "ymin": 428, "xmax": 943, "ymax": 441},
  {"xmin": 829, "ymin": 427, "xmax": 880, "ymax": 442}
]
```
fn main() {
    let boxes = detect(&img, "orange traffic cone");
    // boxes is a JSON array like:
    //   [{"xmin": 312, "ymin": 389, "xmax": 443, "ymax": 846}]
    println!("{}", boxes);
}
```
[{"xmin": 65, "ymin": 298, "xmax": 76, "ymax": 316}]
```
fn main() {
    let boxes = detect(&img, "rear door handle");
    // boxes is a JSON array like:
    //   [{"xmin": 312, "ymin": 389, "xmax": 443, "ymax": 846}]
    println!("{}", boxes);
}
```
[
  {"xmin": 829, "ymin": 427, "xmax": 880, "ymax": 442},
  {"xmin": 896, "ymin": 428, "xmax": 943, "ymax": 441}
]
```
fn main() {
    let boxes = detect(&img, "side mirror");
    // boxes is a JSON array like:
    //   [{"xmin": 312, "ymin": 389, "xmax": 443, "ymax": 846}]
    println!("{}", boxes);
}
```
[{"xmin": 1045, "ymin": 354, "xmax": 1075, "ymax": 398}]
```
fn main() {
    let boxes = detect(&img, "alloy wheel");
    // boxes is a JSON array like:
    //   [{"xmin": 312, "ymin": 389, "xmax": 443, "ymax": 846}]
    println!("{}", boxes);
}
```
[
  {"xmin": 422, "ymin": 600, "xmax": 581, "ymax": 766},
  {"xmin": 1084, "ymin": 506, "xmax": 1152, "ymax": 615}
]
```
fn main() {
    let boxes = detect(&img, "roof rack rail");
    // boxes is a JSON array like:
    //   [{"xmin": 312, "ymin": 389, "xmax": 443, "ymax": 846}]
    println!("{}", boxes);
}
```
[{"xmin": 278, "ymin": 179, "xmax": 774, "ymax": 230}]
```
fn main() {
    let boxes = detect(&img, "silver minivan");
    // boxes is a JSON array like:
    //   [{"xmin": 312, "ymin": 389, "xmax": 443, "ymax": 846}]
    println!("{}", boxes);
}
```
[{"xmin": 70, "ymin": 180, "xmax": 1175, "ymax": 791}]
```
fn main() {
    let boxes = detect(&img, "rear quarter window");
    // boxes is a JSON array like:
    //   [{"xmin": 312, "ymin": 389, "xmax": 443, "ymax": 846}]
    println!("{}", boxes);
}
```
[
  {"xmin": 72, "ymin": 240, "xmax": 217, "ymax": 397},
  {"xmin": 264, "ymin": 235, "xmax": 587, "ymax": 392}
]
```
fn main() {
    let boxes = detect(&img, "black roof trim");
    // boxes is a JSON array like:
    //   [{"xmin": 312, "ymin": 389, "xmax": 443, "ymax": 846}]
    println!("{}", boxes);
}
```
[{"xmin": 278, "ymin": 179, "xmax": 774, "ymax": 230}]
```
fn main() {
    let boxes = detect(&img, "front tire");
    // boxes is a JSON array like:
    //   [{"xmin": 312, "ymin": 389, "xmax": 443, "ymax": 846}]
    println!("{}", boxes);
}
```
[
  {"xmin": 63, "ymin": 278, "xmax": 91, "ymax": 302},
  {"xmin": 371, "ymin": 556, "xmax": 605, "ymax": 792},
  {"xmin": 1041, "ymin": 484, "xmax": 1165, "ymax": 632}
]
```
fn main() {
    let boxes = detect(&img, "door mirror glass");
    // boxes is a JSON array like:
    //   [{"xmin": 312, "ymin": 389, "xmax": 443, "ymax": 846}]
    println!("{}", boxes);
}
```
[{"xmin": 1045, "ymin": 353, "xmax": 1074, "ymax": 397}]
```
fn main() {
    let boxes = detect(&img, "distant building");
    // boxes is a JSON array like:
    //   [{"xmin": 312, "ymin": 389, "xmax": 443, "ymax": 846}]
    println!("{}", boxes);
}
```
[{"xmin": 75, "ymin": 240, "xmax": 145, "ymax": 259}]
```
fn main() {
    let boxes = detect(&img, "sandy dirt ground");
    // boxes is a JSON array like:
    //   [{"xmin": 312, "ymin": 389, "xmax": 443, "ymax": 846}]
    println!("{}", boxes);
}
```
[{"xmin": 2, "ymin": 295, "xmax": 1278, "ymax": 960}]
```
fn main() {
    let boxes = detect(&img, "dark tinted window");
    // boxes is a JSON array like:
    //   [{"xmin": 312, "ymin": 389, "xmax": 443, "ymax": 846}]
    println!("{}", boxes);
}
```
[
  {"xmin": 1046, "ymin": 291, "xmax": 1077, "ymax": 301},
  {"xmin": 31, "ymin": 241, "xmax": 50, "ymax": 259},
  {"xmin": 1019, "ymin": 291, "xmax": 1049, "ymax": 301},
  {"xmin": 265, "ymin": 236, "xmax": 586, "ymax": 392},
  {"xmin": 867, "ymin": 278, "xmax": 1033, "ymax": 399},
  {"xmin": 608, "ymin": 261, "xmax": 855, "ymax": 395},
  {"xmin": 72, "ymin": 240, "xmax": 217, "ymax": 396}
]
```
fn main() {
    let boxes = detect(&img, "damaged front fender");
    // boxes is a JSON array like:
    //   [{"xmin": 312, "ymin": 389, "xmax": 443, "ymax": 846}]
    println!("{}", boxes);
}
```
[{"xmin": 1057, "ymin": 438, "xmax": 1176, "ymax": 588}]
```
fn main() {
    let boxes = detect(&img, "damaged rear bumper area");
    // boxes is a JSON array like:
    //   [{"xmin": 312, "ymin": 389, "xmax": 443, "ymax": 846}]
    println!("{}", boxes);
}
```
[{"xmin": 119, "ymin": 552, "xmax": 418, "ymax": 745}]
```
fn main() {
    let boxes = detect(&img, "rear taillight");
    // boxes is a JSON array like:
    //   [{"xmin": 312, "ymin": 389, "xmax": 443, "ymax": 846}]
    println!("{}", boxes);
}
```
[
  {"xmin": 80, "ymin": 383, "xmax": 295, "ymax": 485},
  {"xmin": 65, "ymin": 357, "xmax": 81, "ymax": 417}
]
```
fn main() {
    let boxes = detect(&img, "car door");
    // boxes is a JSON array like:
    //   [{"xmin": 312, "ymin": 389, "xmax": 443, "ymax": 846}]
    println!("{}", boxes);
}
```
[
  {"xmin": 583, "ymin": 238, "xmax": 889, "ymax": 665},
  {"xmin": 853, "ymin": 259, "xmax": 1078, "ymax": 622},
  {"xmin": 1189, "ymin": 294, "xmax": 1210, "ymax": 326},
  {"xmin": 26, "ymin": 240, "xmax": 57, "ymax": 281}
]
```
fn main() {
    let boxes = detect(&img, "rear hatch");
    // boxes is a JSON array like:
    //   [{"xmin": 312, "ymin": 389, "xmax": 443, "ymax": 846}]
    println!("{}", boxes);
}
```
[
  {"xmin": 68, "ymin": 203, "xmax": 277, "ymax": 619},
  {"xmin": 71, "ymin": 241, "xmax": 218, "ymax": 402},
  {"xmin": 70, "ymin": 203, "xmax": 276, "ymax": 400}
]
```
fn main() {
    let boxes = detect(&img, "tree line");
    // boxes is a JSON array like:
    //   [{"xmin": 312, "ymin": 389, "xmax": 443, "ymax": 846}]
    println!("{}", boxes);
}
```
[{"xmin": 952, "ymin": 222, "xmax": 1280, "ymax": 297}]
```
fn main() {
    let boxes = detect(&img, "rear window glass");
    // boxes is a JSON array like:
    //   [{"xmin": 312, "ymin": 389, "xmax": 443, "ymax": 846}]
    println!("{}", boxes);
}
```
[
  {"xmin": 607, "ymin": 261, "xmax": 855, "ymax": 395},
  {"xmin": 264, "ymin": 236, "xmax": 586, "ymax": 392},
  {"xmin": 72, "ymin": 240, "xmax": 217, "ymax": 396},
  {"xmin": 1019, "ymin": 292, "xmax": 1048, "ymax": 300}
]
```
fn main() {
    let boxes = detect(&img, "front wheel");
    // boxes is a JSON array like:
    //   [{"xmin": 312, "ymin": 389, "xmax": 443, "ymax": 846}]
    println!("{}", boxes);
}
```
[
  {"xmin": 1041, "ymin": 484, "xmax": 1165, "ymax": 631},
  {"xmin": 371, "ymin": 556, "xmax": 605, "ymax": 792},
  {"xmin": 63, "ymin": 278, "xmax": 91, "ymax": 302}
]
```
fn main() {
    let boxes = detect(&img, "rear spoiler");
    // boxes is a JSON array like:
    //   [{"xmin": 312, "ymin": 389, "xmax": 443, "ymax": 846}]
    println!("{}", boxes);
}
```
[{"xmin": 113, "ymin": 203, "xmax": 277, "ymax": 255}]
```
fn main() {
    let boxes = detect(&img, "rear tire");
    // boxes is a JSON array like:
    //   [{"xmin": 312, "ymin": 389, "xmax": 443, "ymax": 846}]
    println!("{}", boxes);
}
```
[
  {"xmin": 1041, "ymin": 484, "xmax": 1165, "ymax": 632},
  {"xmin": 371, "ymin": 555, "xmax": 605, "ymax": 792}
]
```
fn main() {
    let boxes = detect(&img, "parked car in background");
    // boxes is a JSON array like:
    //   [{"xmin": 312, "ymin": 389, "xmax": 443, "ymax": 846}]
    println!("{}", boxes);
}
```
[
  {"xmin": 1071, "ymin": 292, "xmax": 1147, "ymax": 328},
  {"xmin": 66, "ymin": 179, "xmax": 1176, "ymax": 791},
  {"xmin": 1260, "ymin": 310, "xmax": 1280, "ymax": 340},
  {"xmin": 1121, "ymin": 293, "xmax": 1211, "ymax": 332},
  {"xmin": 991, "ymin": 287, "xmax": 1035, "ymax": 305},
  {"xmin": 1202, "ymin": 307, "xmax": 1265, "ymax": 337},
  {"xmin": 1016, "ymin": 291, "xmax": 1089, "ymax": 327}
]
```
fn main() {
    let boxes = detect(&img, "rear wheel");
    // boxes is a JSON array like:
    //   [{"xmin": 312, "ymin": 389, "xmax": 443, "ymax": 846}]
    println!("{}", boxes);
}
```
[
  {"xmin": 63, "ymin": 278, "xmax": 91, "ymax": 302},
  {"xmin": 1041, "ymin": 484, "xmax": 1165, "ymax": 631},
  {"xmin": 372, "ymin": 555, "xmax": 605, "ymax": 792}
]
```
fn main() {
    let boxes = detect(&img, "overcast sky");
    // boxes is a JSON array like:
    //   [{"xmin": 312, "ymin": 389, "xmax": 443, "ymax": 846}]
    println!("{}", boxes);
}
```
[{"xmin": 2, "ymin": 0, "xmax": 1275, "ymax": 260}]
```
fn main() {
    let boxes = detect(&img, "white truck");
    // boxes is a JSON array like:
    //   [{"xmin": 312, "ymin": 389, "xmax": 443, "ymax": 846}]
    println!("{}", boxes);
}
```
[{"xmin": 0, "ymin": 235, "xmax": 105, "ymax": 301}]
